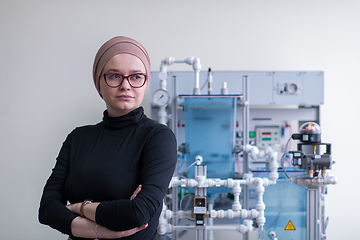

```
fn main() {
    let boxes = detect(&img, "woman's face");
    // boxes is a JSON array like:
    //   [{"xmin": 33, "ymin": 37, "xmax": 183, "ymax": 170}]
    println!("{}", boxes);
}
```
[{"xmin": 99, "ymin": 53, "xmax": 148, "ymax": 117}]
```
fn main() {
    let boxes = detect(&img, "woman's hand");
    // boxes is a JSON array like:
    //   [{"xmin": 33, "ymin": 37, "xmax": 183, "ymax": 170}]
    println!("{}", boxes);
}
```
[
  {"xmin": 71, "ymin": 217, "xmax": 148, "ymax": 239},
  {"xmin": 66, "ymin": 202, "xmax": 81, "ymax": 215},
  {"xmin": 115, "ymin": 223, "xmax": 148, "ymax": 238},
  {"xmin": 68, "ymin": 184, "xmax": 147, "ymax": 238},
  {"xmin": 130, "ymin": 184, "xmax": 142, "ymax": 200},
  {"xmin": 66, "ymin": 184, "xmax": 142, "ymax": 214}
]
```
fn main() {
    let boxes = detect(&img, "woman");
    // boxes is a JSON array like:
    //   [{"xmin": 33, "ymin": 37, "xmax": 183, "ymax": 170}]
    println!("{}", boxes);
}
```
[{"xmin": 39, "ymin": 36, "xmax": 177, "ymax": 240}]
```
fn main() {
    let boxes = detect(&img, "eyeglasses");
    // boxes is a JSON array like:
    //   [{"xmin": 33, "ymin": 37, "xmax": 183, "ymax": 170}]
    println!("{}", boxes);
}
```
[{"xmin": 102, "ymin": 72, "xmax": 147, "ymax": 88}]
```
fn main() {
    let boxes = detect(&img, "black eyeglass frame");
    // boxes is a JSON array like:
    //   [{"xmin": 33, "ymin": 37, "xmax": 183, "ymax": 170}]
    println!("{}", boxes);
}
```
[{"xmin": 102, "ymin": 72, "xmax": 147, "ymax": 88}]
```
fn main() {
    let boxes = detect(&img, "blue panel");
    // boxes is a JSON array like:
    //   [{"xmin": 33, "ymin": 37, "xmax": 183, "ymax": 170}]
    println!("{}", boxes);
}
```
[
  {"xmin": 184, "ymin": 96, "xmax": 237, "ymax": 181},
  {"xmin": 255, "ymin": 171, "xmax": 307, "ymax": 240},
  {"xmin": 247, "ymin": 71, "xmax": 273, "ymax": 105},
  {"xmin": 303, "ymin": 71, "xmax": 324, "ymax": 105}
]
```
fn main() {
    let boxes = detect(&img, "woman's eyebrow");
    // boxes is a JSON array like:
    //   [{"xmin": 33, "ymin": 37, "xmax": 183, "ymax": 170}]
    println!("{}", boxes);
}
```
[
  {"xmin": 105, "ymin": 68, "xmax": 120, "ymax": 73},
  {"xmin": 130, "ymin": 69, "xmax": 143, "ymax": 73},
  {"xmin": 104, "ymin": 69, "xmax": 144, "ymax": 73}
]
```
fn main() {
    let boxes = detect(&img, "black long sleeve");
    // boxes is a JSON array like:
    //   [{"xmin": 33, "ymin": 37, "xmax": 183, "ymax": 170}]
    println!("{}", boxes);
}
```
[{"xmin": 39, "ymin": 107, "xmax": 177, "ymax": 239}]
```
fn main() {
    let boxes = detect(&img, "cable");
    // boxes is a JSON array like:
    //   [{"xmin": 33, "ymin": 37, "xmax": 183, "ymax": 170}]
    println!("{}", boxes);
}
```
[
  {"xmin": 186, "ymin": 160, "xmax": 198, "ymax": 171},
  {"xmin": 289, "ymin": 174, "xmax": 308, "ymax": 179},
  {"xmin": 200, "ymin": 77, "xmax": 209, "ymax": 90},
  {"xmin": 177, "ymin": 153, "xmax": 186, "ymax": 173},
  {"xmin": 236, "ymin": 153, "xmax": 242, "ymax": 175},
  {"xmin": 281, "ymin": 137, "xmax": 292, "ymax": 179},
  {"xmin": 186, "ymin": 155, "xmax": 203, "ymax": 171},
  {"xmin": 179, "ymin": 194, "xmax": 196, "ymax": 222}
]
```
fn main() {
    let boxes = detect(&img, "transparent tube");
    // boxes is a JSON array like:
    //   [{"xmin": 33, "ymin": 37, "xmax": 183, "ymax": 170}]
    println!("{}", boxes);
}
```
[{"xmin": 258, "ymin": 225, "xmax": 264, "ymax": 240}]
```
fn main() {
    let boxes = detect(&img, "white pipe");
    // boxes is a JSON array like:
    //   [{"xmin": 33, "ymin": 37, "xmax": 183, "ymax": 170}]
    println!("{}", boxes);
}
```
[
  {"xmin": 157, "ymin": 204, "xmax": 169, "ymax": 235},
  {"xmin": 207, "ymin": 226, "xmax": 237, "ymax": 231},
  {"xmin": 221, "ymin": 82, "xmax": 228, "ymax": 95},
  {"xmin": 172, "ymin": 225, "xmax": 195, "ymax": 231},
  {"xmin": 164, "ymin": 160, "xmax": 280, "ymax": 238},
  {"xmin": 160, "ymin": 222, "xmax": 253, "ymax": 235},
  {"xmin": 158, "ymin": 105, "xmax": 167, "ymax": 125},
  {"xmin": 161, "ymin": 207, "xmax": 260, "ymax": 221},
  {"xmin": 170, "ymin": 177, "xmax": 251, "ymax": 189},
  {"xmin": 208, "ymin": 202, "xmax": 214, "ymax": 240},
  {"xmin": 243, "ymin": 144, "xmax": 279, "ymax": 161},
  {"xmin": 232, "ymin": 180, "xmax": 242, "ymax": 211},
  {"xmin": 194, "ymin": 69, "xmax": 200, "ymax": 94},
  {"xmin": 159, "ymin": 56, "xmax": 201, "ymax": 95},
  {"xmin": 210, "ymin": 209, "xmax": 259, "ymax": 219},
  {"xmin": 157, "ymin": 77, "xmax": 168, "ymax": 125},
  {"xmin": 254, "ymin": 178, "xmax": 266, "ymax": 227},
  {"xmin": 243, "ymin": 144, "xmax": 279, "ymax": 183},
  {"xmin": 268, "ymin": 151, "xmax": 279, "ymax": 182}
]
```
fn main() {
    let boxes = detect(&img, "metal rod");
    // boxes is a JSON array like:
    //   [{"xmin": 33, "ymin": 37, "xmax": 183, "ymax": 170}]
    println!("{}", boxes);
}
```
[
  {"xmin": 242, "ymin": 75, "xmax": 250, "ymax": 240},
  {"xmin": 320, "ymin": 186, "xmax": 326, "ymax": 240},
  {"xmin": 171, "ymin": 75, "xmax": 177, "ymax": 143},
  {"xmin": 242, "ymin": 75, "xmax": 250, "ymax": 174},
  {"xmin": 307, "ymin": 186, "xmax": 320, "ymax": 240},
  {"xmin": 172, "ymin": 185, "xmax": 178, "ymax": 240},
  {"xmin": 171, "ymin": 75, "xmax": 179, "ymax": 240}
]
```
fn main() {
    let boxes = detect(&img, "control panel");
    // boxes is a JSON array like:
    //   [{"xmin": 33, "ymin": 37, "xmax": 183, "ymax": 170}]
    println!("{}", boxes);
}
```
[{"xmin": 255, "ymin": 126, "xmax": 280, "ymax": 149}]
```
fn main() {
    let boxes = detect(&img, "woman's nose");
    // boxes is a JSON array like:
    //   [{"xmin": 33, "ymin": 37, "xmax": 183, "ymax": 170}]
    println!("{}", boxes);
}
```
[{"xmin": 119, "ymin": 77, "xmax": 131, "ymax": 89}]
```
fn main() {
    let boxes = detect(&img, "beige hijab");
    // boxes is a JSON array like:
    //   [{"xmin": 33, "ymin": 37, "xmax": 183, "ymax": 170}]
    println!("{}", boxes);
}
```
[{"xmin": 92, "ymin": 36, "xmax": 151, "ymax": 95}]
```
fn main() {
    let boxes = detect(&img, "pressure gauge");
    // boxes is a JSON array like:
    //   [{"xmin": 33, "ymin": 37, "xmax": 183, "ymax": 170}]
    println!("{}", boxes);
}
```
[
  {"xmin": 287, "ymin": 83, "xmax": 299, "ymax": 94},
  {"xmin": 153, "ymin": 89, "xmax": 170, "ymax": 106}
]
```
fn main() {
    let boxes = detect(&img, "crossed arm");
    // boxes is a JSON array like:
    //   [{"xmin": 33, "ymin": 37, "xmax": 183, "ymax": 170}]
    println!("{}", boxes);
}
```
[
  {"xmin": 39, "ymin": 127, "xmax": 177, "ymax": 238},
  {"xmin": 66, "ymin": 185, "xmax": 147, "ymax": 239}
]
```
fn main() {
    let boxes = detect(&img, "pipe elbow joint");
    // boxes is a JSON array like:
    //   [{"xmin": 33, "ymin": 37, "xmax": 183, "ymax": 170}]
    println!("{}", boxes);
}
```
[
  {"xmin": 193, "ymin": 59, "xmax": 201, "ymax": 71},
  {"xmin": 184, "ymin": 56, "xmax": 195, "ymax": 65},
  {"xmin": 163, "ymin": 57, "xmax": 174, "ymax": 65},
  {"xmin": 250, "ymin": 147, "xmax": 260, "ymax": 159}
]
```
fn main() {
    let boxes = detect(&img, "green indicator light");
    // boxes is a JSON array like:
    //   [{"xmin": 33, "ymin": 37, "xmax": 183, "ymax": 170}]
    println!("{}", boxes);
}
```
[
  {"xmin": 262, "ymin": 138, "xmax": 272, "ymax": 141},
  {"xmin": 249, "ymin": 131, "xmax": 255, "ymax": 138},
  {"xmin": 274, "ymin": 132, "xmax": 278, "ymax": 135}
]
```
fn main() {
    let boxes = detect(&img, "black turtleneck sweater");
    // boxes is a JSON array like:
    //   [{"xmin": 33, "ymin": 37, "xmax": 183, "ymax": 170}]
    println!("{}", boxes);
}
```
[{"xmin": 39, "ymin": 107, "xmax": 177, "ymax": 240}]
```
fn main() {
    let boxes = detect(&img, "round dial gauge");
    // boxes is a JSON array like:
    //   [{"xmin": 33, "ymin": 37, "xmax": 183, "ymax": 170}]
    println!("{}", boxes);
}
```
[
  {"xmin": 153, "ymin": 89, "xmax": 170, "ymax": 106},
  {"xmin": 288, "ymin": 83, "xmax": 299, "ymax": 94}
]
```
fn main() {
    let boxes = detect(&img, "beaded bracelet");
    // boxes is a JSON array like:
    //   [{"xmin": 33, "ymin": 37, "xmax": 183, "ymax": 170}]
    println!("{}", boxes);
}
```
[
  {"xmin": 94, "ymin": 224, "xmax": 98, "ymax": 240},
  {"xmin": 79, "ymin": 200, "xmax": 92, "ymax": 218}
]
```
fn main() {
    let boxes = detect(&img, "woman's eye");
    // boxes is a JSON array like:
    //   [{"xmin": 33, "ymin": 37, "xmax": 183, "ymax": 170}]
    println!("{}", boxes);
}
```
[
  {"xmin": 130, "ymin": 75, "xmax": 143, "ymax": 81},
  {"xmin": 108, "ymin": 74, "xmax": 121, "ymax": 80}
]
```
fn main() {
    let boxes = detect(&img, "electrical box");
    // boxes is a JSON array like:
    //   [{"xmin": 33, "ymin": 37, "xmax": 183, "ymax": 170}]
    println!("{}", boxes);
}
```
[
  {"xmin": 150, "ymin": 71, "xmax": 324, "ymax": 106},
  {"xmin": 255, "ymin": 126, "xmax": 281, "ymax": 149}
]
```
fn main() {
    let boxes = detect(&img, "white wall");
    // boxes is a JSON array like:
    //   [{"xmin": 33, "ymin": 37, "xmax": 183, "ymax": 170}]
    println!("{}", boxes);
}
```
[{"xmin": 0, "ymin": 0, "xmax": 358, "ymax": 239}]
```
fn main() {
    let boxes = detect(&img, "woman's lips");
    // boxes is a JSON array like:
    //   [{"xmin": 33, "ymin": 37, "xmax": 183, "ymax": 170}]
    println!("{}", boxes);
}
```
[{"xmin": 116, "ymin": 95, "xmax": 134, "ymax": 100}]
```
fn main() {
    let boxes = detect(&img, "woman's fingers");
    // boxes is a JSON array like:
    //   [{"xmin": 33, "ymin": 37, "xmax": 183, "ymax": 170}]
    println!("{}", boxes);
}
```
[
  {"xmin": 130, "ymin": 184, "xmax": 142, "ymax": 200},
  {"xmin": 118, "ymin": 223, "xmax": 148, "ymax": 238}
]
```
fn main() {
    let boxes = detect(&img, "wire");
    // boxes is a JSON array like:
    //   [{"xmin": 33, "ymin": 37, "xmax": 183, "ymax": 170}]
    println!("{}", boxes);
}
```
[
  {"xmin": 201, "ymin": 68, "xmax": 213, "ymax": 91},
  {"xmin": 289, "ymin": 174, "xmax": 308, "ymax": 179},
  {"xmin": 200, "ymin": 77, "xmax": 209, "ymax": 90},
  {"xmin": 186, "ymin": 160, "xmax": 198, "ymax": 171},
  {"xmin": 179, "ymin": 194, "xmax": 196, "ymax": 222},
  {"xmin": 186, "ymin": 156, "xmax": 203, "ymax": 171},
  {"xmin": 236, "ymin": 153, "xmax": 241, "ymax": 175},
  {"xmin": 177, "ymin": 154, "xmax": 185, "ymax": 172},
  {"xmin": 281, "ymin": 137, "xmax": 292, "ymax": 179}
]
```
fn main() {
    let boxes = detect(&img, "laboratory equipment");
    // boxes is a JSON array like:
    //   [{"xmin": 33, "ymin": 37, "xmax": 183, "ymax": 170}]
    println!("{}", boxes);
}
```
[
  {"xmin": 153, "ymin": 89, "xmax": 170, "ymax": 106},
  {"xmin": 290, "ymin": 122, "xmax": 332, "ymax": 177},
  {"xmin": 150, "ymin": 57, "xmax": 336, "ymax": 240}
]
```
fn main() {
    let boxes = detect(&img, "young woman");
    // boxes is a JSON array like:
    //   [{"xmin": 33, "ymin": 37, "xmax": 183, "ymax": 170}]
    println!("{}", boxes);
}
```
[{"xmin": 39, "ymin": 36, "xmax": 177, "ymax": 240}]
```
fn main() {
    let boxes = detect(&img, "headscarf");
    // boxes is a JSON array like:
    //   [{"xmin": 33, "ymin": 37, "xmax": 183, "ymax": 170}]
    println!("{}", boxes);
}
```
[{"xmin": 92, "ymin": 36, "xmax": 151, "ymax": 94}]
